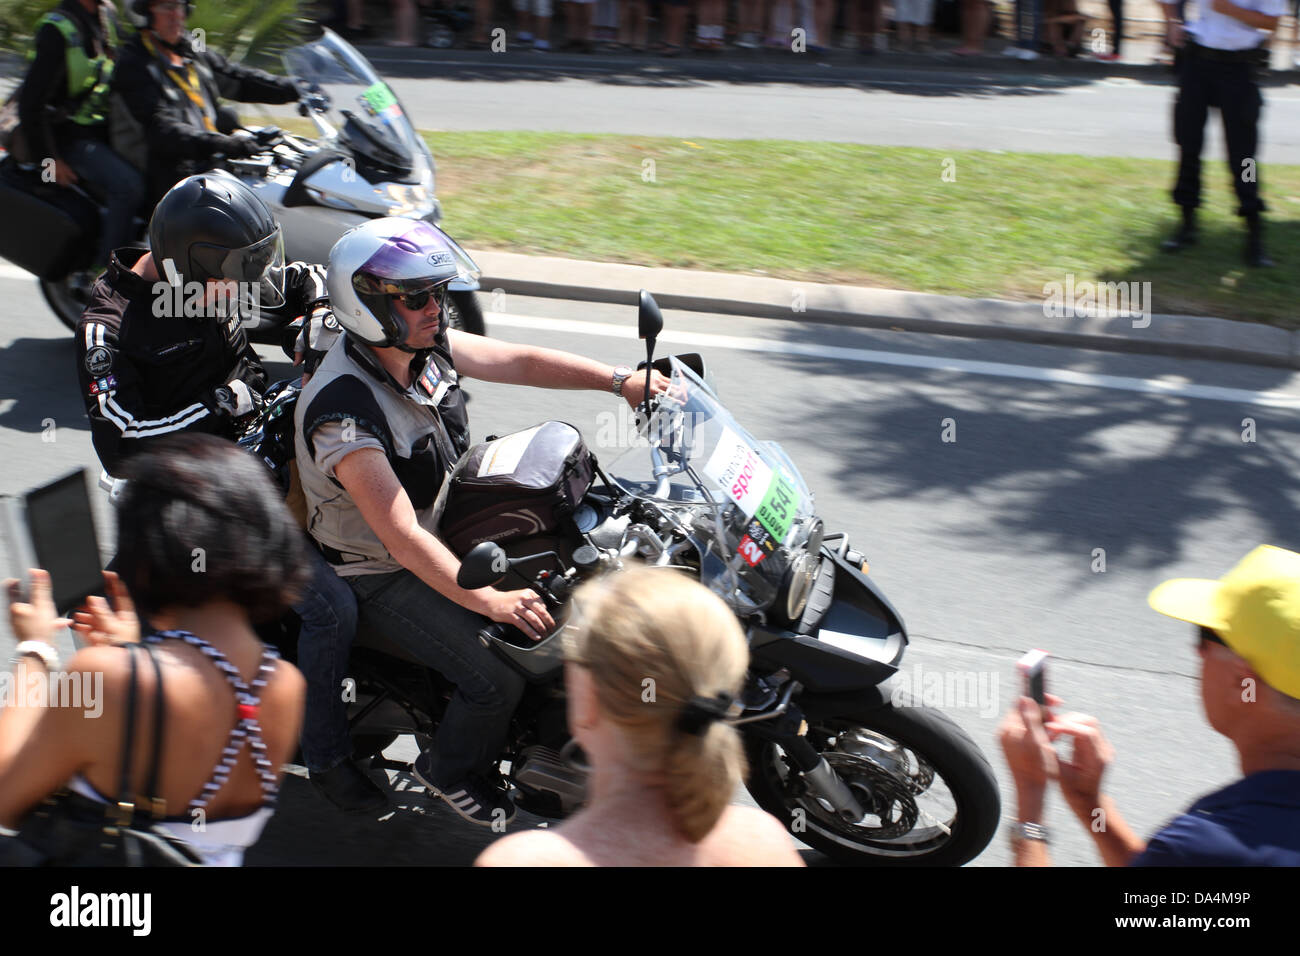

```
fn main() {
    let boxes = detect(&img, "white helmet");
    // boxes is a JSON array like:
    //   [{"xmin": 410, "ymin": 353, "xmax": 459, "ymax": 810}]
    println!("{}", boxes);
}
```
[{"xmin": 326, "ymin": 218, "xmax": 460, "ymax": 351}]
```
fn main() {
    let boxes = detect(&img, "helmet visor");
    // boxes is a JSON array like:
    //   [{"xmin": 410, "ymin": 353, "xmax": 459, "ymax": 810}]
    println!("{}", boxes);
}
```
[{"xmin": 198, "ymin": 226, "xmax": 287, "ymax": 309}]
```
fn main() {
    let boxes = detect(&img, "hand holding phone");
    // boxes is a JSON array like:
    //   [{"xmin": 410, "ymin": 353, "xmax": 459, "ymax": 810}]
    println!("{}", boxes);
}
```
[{"xmin": 1017, "ymin": 649, "xmax": 1049, "ymax": 707}]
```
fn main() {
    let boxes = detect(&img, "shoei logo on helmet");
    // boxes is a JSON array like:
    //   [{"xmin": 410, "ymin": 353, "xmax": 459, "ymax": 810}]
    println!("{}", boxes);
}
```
[{"xmin": 428, "ymin": 251, "xmax": 454, "ymax": 267}]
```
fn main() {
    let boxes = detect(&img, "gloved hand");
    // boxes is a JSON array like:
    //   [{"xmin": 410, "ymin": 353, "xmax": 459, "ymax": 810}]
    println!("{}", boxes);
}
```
[
  {"xmin": 293, "ymin": 305, "xmax": 342, "ymax": 380},
  {"xmin": 221, "ymin": 133, "xmax": 260, "ymax": 159},
  {"xmin": 210, "ymin": 379, "xmax": 262, "ymax": 419},
  {"xmin": 298, "ymin": 93, "xmax": 331, "ymax": 116}
]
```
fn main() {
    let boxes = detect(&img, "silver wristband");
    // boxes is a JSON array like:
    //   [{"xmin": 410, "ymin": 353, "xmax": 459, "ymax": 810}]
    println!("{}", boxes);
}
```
[{"xmin": 11, "ymin": 640, "xmax": 60, "ymax": 671}]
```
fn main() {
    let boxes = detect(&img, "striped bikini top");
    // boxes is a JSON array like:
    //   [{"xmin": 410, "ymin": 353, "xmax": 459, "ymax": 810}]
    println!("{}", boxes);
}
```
[{"xmin": 144, "ymin": 630, "xmax": 281, "ymax": 811}]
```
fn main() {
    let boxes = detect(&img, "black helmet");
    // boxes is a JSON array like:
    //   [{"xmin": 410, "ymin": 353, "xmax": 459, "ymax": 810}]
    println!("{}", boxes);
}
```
[
  {"xmin": 130, "ymin": 0, "xmax": 194, "ymax": 29},
  {"xmin": 149, "ymin": 170, "xmax": 286, "ymax": 308}
]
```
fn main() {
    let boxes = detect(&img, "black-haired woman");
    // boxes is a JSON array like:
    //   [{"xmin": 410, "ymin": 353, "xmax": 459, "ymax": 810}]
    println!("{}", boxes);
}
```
[{"xmin": 0, "ymin": 434, "xmax": 308, "ymax": 866}]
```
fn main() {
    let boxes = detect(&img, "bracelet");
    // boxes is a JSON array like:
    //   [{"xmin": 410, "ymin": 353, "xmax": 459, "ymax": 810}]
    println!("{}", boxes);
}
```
[
  {"xmin": 1009, "ymin": 821, "xmax": 1049, "ymax": 846},
  {"xmin": 11, "ymin": 640, "xmax": 60, "ymax": 671}
]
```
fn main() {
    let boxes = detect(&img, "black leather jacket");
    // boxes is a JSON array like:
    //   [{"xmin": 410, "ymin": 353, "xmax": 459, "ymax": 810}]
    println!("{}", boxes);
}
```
[{"xmin": 112, "ymin": 31, "xmax": 298, "ymax": 201}]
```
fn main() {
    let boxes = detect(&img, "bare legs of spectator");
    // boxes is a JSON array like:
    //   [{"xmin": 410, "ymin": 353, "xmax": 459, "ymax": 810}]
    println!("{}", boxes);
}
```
[
  {"xmin": 693, "ymin": 0, "xmax": 725, "ymax": 48},
  {"xmin": 767, "ymin": 0, "xmax": 792, "ymax": 46},
  {"xmin": 954, "ymin": 0, "xmax": 989, "ymax": 53},
  {"xmin": 346, "ymin": 0, "xmax": 365, "ymax": 31},
  {"xmin": 472, "ymin": 0, "xmax": 493, "ymax": 43},
  {"xmin": 736, "ymin": 0, "xmax": 762, "ymax": 46},
  {"xmin": 389, "ymin": 0, "xmax": 418, "ymax": 44},
  {"xmin": 567, "ymin": 0, "xmax": 596, "ymax": 49},
  {"xmin": 660, "ymin": 0, "xmax": 689, "ymax": 52},
  {"xmin": 856, "ymin": 0, "xmax": 885, "ymax": 51},
  {"xmin": 620, "ymin": 0, "xmax": 649, "ymax": 48},
  {"xmin": 811, "ymin": 0, "xmax": 833, "ymax": 49}
]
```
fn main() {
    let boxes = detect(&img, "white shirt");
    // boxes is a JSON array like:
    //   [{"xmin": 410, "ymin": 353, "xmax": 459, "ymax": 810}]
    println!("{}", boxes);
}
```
[{"xmin": 1178, "ymin": 0, "xmax": 1287, "ymax": 51}]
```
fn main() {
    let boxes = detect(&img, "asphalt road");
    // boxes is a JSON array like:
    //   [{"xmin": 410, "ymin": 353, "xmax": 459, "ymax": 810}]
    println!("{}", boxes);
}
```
[
  {"xmin": 342, "ymin": 59, "xmax": 1300, "ymax": 161},
  {"xmin": 3, "ymin": 276, "xmax": 1299, "ymax": 866}
]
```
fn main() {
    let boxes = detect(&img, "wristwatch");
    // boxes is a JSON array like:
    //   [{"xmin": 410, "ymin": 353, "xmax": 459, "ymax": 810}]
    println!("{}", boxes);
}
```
[
  {"xmin": 1008, "ymin": 821, "xmax": 1049, "ymax": 847},
  {"xmin": 611, "ymin": 365, "xmax": 633, "ymax": 396},
  {"xmin": 11, "ymin": 640, "xmax": 60, "ymax": 671}
]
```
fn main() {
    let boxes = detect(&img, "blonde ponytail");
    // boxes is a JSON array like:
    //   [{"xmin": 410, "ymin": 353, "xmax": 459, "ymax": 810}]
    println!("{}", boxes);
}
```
[{"xmin": 567, "ymin": 566, "xmax": 750, "ymax": 843}]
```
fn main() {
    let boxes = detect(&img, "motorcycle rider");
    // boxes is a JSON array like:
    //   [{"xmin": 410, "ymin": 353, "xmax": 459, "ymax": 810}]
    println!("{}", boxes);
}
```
[
  {"xmin": 112, "ymin": 0, "xmax": 302, "ymax": 204},
  {"xmin": 16, "ymin": 0, "xmax": 145, "ymax": 271},
  {"xmin": 75, "ymin": 170, "xmax": 387, "ymax": 815},
  {"xmin": 295, "ymin": 217, "xmax": 669, "ymax": 826}
]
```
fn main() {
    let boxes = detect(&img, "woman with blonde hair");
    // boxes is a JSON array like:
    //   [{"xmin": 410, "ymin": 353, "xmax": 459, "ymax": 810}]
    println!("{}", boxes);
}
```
[{"xmin": 476, "ymin": 566, "xmax": 802, "ymax": 866}]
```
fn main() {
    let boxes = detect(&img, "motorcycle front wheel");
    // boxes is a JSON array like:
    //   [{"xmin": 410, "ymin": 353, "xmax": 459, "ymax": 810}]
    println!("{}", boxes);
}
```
[
  {"xmin": 445, "ymin": 289, "xmax": 486, "ymax": 336},
  {"xmin": 744, "ymin": 694, "xmax": 1000, "ymax": 866}
]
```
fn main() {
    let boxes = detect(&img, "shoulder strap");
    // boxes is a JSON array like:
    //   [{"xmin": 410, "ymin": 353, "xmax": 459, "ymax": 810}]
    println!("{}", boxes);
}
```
[
  {"xmin": 111, "ymin": 643, "xmax": 141, "ymax": 826},
  {"xmin": 139, "ymin": 641, "xmax": 168, "ymax": 820}
]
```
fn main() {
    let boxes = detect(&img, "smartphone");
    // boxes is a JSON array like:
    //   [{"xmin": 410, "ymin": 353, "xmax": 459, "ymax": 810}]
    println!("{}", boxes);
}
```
[
  {"xmin": 1, "ymin": 469, "xmax": 104, "ymax": 616},
  {"xmin": 1017, "ymin": 649, "xmax": 1049, "ymax": 706}
]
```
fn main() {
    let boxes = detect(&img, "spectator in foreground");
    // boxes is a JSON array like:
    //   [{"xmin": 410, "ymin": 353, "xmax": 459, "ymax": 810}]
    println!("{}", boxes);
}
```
[
  {"xmin": 475, "ymin": 567, "xmax": 803, "ymax": 866},
  {"xmin": 999, "ymin": 545, "xmax": 1300, "ymax": 866},
  {"xmin": 0, "ymin": 435, "xmax": 309, "ymax": 866}
]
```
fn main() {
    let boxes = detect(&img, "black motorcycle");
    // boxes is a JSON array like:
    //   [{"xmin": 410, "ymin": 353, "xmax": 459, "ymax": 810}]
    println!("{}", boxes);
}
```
[{"xmin": 249, "ymin": 291, "xmax": 1001, "ymax": 866}]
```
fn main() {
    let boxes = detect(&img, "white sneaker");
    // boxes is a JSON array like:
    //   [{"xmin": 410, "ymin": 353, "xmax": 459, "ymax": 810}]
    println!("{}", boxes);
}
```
[
  {"xmin": 736, "ymin": 31, "xmax": 759, "ymax": 49},
  {"xmin": 1020, "ymin": 48, "xmax": 1039, "ymax": 60},
  {"xmin": 533, "ymin": 38, "xmax": 550, "ymax": 51},
  {"xmin": 518, "ymin": 31, "xmax": 534, "ymax": 43},
  {"xmin": 1004, "ymin": 45, "xmax": 1024, "ymax": 57}
]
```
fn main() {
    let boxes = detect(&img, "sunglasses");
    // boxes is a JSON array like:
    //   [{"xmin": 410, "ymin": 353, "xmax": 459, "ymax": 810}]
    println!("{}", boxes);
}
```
[
  {"xmin": 392, "ymin": 287, "xmax": 444, "ymax": 312},
  {"xmin": 1197, "ymin": 626, "xmax": 1228, "ymax": 650}
]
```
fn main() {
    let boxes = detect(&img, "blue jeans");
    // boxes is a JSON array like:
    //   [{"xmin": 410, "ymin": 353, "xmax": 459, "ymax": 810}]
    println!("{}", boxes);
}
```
[
  {"xmin": 1015, "ymin": 0, "xmax": 1042, "ymax": 49},
  {"xmin": 61, "ymin": 135, "xmax": 144, "ymax": 267},
  {"xmin": 295, "ymin": 544, "xmax": 360, "ymax": 772},
  {"xmin": 346, "ymin": 569, "xmax": 526, "ymax": 786}
]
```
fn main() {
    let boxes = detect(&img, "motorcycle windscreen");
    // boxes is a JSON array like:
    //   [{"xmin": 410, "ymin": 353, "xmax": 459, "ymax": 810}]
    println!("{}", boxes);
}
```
[{"xmin": 283, "ymin": 29, "xmax": 421, "ymax": 175}]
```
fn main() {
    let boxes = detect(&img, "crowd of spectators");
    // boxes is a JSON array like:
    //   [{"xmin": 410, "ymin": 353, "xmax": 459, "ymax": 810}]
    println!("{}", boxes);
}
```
[{"xmin": 316, "ymin": 0, "xmax": 1168, "ymax": 58}]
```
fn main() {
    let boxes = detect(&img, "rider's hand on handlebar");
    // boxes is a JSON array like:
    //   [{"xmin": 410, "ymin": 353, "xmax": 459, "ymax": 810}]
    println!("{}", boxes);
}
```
[
  {"xmin": 622, "ymin": 368, "xmax": 671, "ymax": 410},
  {"xmin": 52, "ymin": 159, "xmax": 79, "ymax": 187},
  {"xmin": 474, "ymin": 587, "xmax": 555, "ymax": 642}
]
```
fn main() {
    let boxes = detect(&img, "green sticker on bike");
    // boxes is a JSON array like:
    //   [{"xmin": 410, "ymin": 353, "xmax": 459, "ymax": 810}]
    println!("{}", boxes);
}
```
[
  {"xmin": 361, "ymin": 82, "xmax": 398, "ymax": 115},
  {"xmin": 755, "ymin": 471, "xmax": 797, "ymax": 544}
]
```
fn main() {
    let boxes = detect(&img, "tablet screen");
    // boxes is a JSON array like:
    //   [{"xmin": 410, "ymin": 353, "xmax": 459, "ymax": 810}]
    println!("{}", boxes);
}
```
[{"xmin": 25, "ymin": 470, "xmax": 104, "ymax": 613}]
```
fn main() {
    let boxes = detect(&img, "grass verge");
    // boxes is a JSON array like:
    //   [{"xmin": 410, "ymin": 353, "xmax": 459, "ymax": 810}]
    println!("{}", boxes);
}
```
[{"xmin": 422, "ymin": 130, "xmax": 1300, "ymax": 328}]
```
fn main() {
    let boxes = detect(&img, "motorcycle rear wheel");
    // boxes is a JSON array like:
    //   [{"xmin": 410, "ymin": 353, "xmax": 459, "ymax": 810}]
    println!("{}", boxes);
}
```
[
  {"xmin": 41, "ymin": 272, "xmax": 96, "ymax": 333},
  {"xmin": 445, "ymin": 289, "xmax": 486, "ymax": 336},
  {"xmin": 744, "ymin": 694, "xmax": 1000, "ymax": 866}
]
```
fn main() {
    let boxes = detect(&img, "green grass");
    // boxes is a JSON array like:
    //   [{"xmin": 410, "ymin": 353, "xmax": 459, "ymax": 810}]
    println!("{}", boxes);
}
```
[{"xmin": 421, "ymin": 131, "xmax": 1300, "ymax": 328}]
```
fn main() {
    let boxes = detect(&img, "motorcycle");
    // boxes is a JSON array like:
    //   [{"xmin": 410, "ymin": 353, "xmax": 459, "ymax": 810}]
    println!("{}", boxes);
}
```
[
  {"xmin": 253, "ymin": 291, "xmax": 1001, "ymax": 866},
  {"xmin": 0, "ymin": 25, "xmax": 486, "ymax": 339}
]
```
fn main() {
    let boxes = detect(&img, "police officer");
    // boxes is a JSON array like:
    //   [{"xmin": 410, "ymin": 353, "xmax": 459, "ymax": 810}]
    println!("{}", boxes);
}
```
[
  {"xmin": 16, "ymin": 0, "xmax": 144, "ymax": 270},
  {"xmin": 1159, "ymin": 0, "xmax": 1287, "ymax": 267}
]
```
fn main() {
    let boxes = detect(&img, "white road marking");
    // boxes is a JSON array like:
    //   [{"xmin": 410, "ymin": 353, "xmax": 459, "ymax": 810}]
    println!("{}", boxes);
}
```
[{"xmin": 485, "ymin": 311, "xmax": 1300, "ymax": 409}]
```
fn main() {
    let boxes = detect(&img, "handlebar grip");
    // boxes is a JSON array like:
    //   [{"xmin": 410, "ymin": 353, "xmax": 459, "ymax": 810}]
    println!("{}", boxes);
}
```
[{"xmin": 477, "ymin": 623, "xmax": 506, "ymax": 647}]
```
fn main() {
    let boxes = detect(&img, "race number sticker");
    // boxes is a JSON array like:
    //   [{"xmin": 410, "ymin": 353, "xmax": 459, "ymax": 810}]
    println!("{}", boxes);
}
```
[
  {"xmin": 476, "ymin": 426, "xmax": 542, "ymax": 478},
  {"xmin": 703, "ymin": 426, "xmax": 773, "ymax": 519},
  {"xmin": 361, "ymin": 82, "xmax": 402, "ymax": 119},
  {"xmin": 737, "ymin": 534, "xmax": 766, "ymax": 567},
  {"xmin": 754, "ymin": 470, "xmax": 798, "ymax": 544}
]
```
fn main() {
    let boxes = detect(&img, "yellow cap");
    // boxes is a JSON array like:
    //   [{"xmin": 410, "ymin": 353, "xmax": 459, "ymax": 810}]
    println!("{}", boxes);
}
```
[{"xmin": 1148, "ymin": 545, "xmax": 1300, "ymax": 699}]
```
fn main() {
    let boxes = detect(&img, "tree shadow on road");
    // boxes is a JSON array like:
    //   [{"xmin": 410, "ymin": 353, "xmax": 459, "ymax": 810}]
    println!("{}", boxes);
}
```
[
  {"xmin": 753, "ymin": 334, "xmax": 1300, "ymax": 572},
  {"xmin": 0, "ymin": 336, "xmax": 87, "ymax": 436}
]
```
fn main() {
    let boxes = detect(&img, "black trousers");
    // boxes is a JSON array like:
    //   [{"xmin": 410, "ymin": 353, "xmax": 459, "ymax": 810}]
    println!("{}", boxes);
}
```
[{"xmin": 1172, "ymin": 45, "xmax": 1266, "ymax": 217}]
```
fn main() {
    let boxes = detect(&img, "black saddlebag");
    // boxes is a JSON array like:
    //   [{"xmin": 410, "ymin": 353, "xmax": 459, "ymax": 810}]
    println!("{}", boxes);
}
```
[
  {"xmin": 0, "ymin": 159, "xmax": 97, "ymax": 280},
  {"xmin": 440, "ymin": 421, "xmax": 595, "ymax": 556}
]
